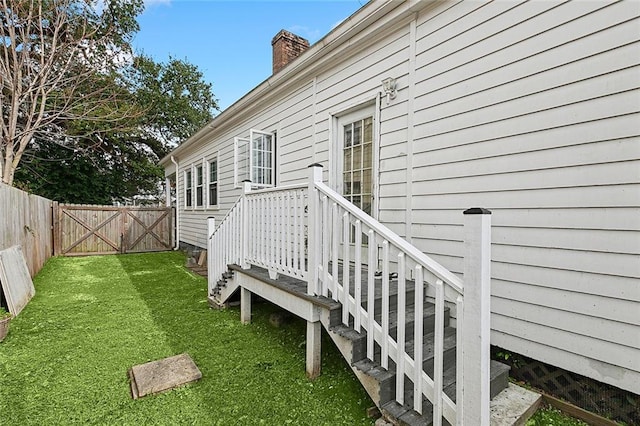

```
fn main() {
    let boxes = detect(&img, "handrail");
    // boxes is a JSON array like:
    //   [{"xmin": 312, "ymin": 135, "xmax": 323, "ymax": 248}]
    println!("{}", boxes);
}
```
[
  {"xmin": 314, "ymin": 181, "xmax": 463, "ymax": 295},
  {"xmin": 244, "ymin": 182, "xmax": 307, "ymax": 195},
  {"xmin": 209, "ymin": 196, "xmax": 242, "ymax": 240}
]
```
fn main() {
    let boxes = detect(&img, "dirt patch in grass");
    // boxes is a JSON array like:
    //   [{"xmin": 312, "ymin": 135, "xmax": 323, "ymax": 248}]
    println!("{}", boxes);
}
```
[{"xmin": 0, "ymin": 252, "xmax": 373, "ymax": 425}]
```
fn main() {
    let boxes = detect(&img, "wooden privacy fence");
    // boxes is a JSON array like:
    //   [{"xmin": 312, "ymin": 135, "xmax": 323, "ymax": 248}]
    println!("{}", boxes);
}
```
[
  {"xmin": 0, "ymin": 183, "xmax": 53, "ymax": 277},
  {"xmin": 54, "ymin": 204, "xmax": 174, "ymax": 256}
]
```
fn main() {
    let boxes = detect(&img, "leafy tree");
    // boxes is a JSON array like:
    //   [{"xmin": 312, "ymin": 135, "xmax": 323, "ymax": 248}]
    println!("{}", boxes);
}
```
[
  {"xmin": 6, "ymin": 1, "xmax": 218, "ymax": 203},
  {"xmin": 15, "ymin": 134, "xmax": 163, "ymax": 204},
  {"xmin": 0, "ymin": 0, "xmax": 144, "ymax": 185},
  {"xmin": 131, "ymin": 54, "xmax": 218, "ymax": 151}
]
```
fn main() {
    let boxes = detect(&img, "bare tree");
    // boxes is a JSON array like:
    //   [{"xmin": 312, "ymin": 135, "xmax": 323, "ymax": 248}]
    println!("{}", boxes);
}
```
[{"xmin": 0, "ymin": 0, "xmax": 142, "ymax": 185}]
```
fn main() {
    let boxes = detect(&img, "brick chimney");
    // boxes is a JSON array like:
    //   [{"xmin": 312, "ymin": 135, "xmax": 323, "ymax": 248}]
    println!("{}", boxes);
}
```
[{"xmin": 271, "ymin": 30, "xmax": 310, "ymax": 74}]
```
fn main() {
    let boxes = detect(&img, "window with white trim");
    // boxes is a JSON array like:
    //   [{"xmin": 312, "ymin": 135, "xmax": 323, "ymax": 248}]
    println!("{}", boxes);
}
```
[
  {"xmin": 343, "ymin": 116, "xmax": 373, "ymax": 216},
  {"xmin": 234, "ymin": 129, "xmax": 275, "ymax": 188},
  {"xmin": 234, "ymin": 136, "xmax": 250, "ymax": 187},
  {"xmin": 195, "ymin": 163, "xmax": 204, "ymax": 207},
  {"xmin": 184, "ymin": 169, "xmax": 193, "ymax": 208},
  {"xmin": 208, "ymin": 156, "xmax": 218, "ymax": 208}
]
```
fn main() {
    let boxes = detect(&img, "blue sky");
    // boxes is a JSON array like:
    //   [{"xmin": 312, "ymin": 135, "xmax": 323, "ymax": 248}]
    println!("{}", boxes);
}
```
[{"xmin": 133, "ymin": 0, "xmax": 365, "ymax": 112}]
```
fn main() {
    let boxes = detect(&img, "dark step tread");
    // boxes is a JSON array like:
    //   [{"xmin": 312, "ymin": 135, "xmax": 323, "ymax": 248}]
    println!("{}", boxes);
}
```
[
  {"xmin": 227, "ymin": 264, "xmax": 341, "ymax": 310},
  {"xmin": 382, "ymin": 360, "xmax": 510, "ymax": 425}
]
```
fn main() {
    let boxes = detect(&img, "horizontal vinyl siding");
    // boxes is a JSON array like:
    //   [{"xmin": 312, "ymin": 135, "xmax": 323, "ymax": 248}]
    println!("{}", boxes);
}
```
[
  {"xmin": 168, "ymin": 0, "xmax": 639, "ymax": 394},
  {"xmin": 176, "ymin": 82, "xmax": 315, "ymax": 248},
  {"xmin": 407, "ymin": 0, "xmax": 640, "ymax": 393}
]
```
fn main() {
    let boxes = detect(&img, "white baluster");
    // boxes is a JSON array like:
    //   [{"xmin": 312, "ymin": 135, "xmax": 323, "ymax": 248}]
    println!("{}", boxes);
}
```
[
  {"xmin": 367, "ymin": 230, "xmax": 376, "ymax": 360},
  {"xmin": 414, "ymin": 265, "xmax": 424, "ymax": 414},
  {"xmin": 331, "ymin": 203, "xmax": 339, "ymax": 301},
  {"xmin": 259, "ymin": 195, "xmax": 264, "ymax": 266},
  {"xmin": 285, "ymin": 192, "xmax": 291, "ymax": 273},
  {"xmin": 292, "ymin": 193, "xmax": 302, "ymax": 269},
  {"xmin": 396, "ymin": 253, "xmax": 406, "ymax": 404},
  {"xmin": 307, "ymin": 164, "xmax": 322, "ymax": 295},
  {"xmin": 342, "ymin": 212, "xmax": 350, "ymax": 325},
  {"xmin": 456, "ymin": 295, "xmax": 464, "ymax": 426},
  {"xmin": 433, "ymin": 279, "xmax": 444, "ymax": 426},
  {"xmin": 299, "ymin": 190, "xmax": 305, "ymax": 273},
  {"xmin": 207, "ymin": 217, "xmax": 215, "ymax": 293},
  {"xmin": 354, "ymin": 220, "xmax": 362, "ymax": 332},
  {"xmin": 381, "ymin": 240, "xmax": 389, "ymax": 369},
  {"xmin": 322, "ymin": 195, "xmax": 329, "ymax": 297}
]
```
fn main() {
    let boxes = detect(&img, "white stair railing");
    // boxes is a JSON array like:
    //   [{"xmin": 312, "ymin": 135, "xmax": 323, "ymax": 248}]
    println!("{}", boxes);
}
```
[
  {"xmin": 207, "ymin": 196, "xmax": 243, "ymax": 296},
  {"xmin": 306, "ymin": 164, "xmax": 491, "ymax": 426},
  {"xmin": 207, "ymin": 165, "xmax": 491, "ymax": 426},
  {"xmin": 207, "ymin": 182, "xmax": 309, "ymax": 291},
  {"xmin": 244, "ymin": 183, "xmax": 308, "ymax": 280}
]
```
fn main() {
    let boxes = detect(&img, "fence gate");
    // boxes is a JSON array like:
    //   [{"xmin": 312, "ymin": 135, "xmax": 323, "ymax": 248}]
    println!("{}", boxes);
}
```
[{"xmin": 53, "ymin": 204, "xmax": 174, "ymax": 256}]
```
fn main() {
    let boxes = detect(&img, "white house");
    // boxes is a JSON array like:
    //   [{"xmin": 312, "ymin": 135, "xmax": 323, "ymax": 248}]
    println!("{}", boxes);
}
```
[{"xmin": 160, "ymin": 0, "xmax": 640, "ymax": 408}]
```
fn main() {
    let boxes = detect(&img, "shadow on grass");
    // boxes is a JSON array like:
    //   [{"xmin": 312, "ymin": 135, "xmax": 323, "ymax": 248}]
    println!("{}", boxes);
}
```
[{"xmin": 116, "ymin": 251, "xmax": 374, "ymax": 425}]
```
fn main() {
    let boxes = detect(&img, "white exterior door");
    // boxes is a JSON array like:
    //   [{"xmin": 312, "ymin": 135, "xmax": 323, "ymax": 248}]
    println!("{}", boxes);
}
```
[
  {"xmin": 333, "ymin": 105, "xmax": 377, "ymax": 266},
  {"xmin": 337, "ymin": 106, "xmax": 376, "ymax": 219}
]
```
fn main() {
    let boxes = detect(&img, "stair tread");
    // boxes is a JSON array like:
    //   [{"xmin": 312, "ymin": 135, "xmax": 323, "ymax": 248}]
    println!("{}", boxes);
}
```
[
  {"xmin": 402, "ymin": 327, "xmax": 458, "ymax": 361},
  {"xmin": 353, "ymin": 359, "xmax": 395, "ymax": 382},
  {"xmin": 383, "ymin": 360, "xmax": 510, "ymax": 425}
]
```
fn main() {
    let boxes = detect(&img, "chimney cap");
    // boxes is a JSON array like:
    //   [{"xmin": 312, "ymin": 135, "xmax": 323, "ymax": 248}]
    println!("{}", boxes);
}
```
[
  {"xmin": 271, "ymin": 29, "xmax": 310, "ymax": 47},
  {"xmin": 271, "ymin": 29, "xmax": 310, "ymax": 74}
]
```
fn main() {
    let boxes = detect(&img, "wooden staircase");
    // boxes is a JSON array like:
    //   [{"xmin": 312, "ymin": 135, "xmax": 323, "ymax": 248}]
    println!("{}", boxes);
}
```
[
  {"xmin": 208, "ymin": 264, "xmax": 510, "ymax": 426},
  {"xmin": 205, "ymin": 168, "xmax": 506, "ymax": 424}
]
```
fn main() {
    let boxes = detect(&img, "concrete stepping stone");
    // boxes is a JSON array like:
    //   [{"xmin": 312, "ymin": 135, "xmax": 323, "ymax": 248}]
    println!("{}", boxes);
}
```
[{"xmin": 128, "ymin": 353, "xmax": 202, "ymax": 399}]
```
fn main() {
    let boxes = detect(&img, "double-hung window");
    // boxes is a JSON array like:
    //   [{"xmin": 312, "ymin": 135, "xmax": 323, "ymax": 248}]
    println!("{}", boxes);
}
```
[
  {"xmin": 208, "ymin": 157, "xmax": 218, "ymax": 207},
  {"xmin": 195, "ymin": 164, "xmax": 204, "ymax": 207},
  {"xmin": 184, "ymin": 169, "xmax": 193, "ymax": 208},
  {"xmin": 234, "ymin": 129, "xmax": 275, "ymax": 188}
]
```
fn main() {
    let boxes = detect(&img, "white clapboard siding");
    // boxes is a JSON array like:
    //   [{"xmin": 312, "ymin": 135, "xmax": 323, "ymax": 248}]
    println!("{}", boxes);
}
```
[
  {"xmin": 175, "ymin": 81, "xmax": 316, "ymax": 248},
  {"xmin": 490, "ymin": 329, "xmax": 636, "ymax": 393},
  {"xmin": 407, "ymin": 0, "xmax": 640, "ymax": 394},
  {"xmin": 492, "ymin": 297, "xmax": 639, "ymax": 349},
  {"xmin": 164, "ymin": 0, "xmax": 640, "ymax": 394},
  {"xmin": 491, "ymin": 261, "xmax": 640, "ymax": 302},
  {"xmin": 492, "ymin": 313, "xmax": 637, "ymax": 372}
]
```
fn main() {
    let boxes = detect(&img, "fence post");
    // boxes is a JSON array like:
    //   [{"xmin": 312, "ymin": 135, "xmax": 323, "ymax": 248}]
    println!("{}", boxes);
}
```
[
  {"xmin": 52, "ymin": 201, "xmax": 60, "ymax": 256},
  {"xmin": 462, "ymin": 207, "xmax": 492, "ymax": 426},
  {"xmin": 241, "ymin": 180, "xmax": 252, "ymax": 269},
  {"xmin": 307, "ymin": 164, "xmax": 323, "ymax": 295},
  {"xmin": 207, "ymin": 217, "xmax": 216, "ymax": 295}
]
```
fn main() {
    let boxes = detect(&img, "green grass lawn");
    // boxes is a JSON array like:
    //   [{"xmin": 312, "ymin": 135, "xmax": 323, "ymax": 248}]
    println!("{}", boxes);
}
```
[
  {"xmin": 526, "ymin": 406, "xmax": 588, "ymax": 426},
  {"xmin": 0, "ymin": 252, "xmax": 373, "ymax": 425}
]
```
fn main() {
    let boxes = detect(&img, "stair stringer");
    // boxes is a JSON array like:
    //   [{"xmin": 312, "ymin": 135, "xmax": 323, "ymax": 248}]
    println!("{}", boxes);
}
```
[
  {"xmin": 208, "ymin": 269, "xmax": 241, "ymax": 309},
  {"xmin": 320, "ymin": 308, "xmax": 395, "ymax": 408}
]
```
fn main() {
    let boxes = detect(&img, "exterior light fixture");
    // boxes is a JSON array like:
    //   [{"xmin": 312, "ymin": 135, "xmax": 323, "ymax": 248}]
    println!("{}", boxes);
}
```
[{"xmin": 381, "ymin": 77, "xmax": 397, "ymax": 104}]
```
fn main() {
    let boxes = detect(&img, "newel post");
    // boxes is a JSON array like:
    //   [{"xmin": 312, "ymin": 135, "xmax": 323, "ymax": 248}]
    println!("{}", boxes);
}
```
[
  {"xmin": 241, "ymin": 180, "xmax": 252, "ymax": 269},
  {"xmin": 207, "ymin": 217, "xmax": 216, "ymax": 295},
  {"xmin": 462, "ymin": 207, "xmax": 492, "ymax": 426},
  {"xmin": 307, "ymin": 163, "xmax": 323, "ymax": 296}
]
